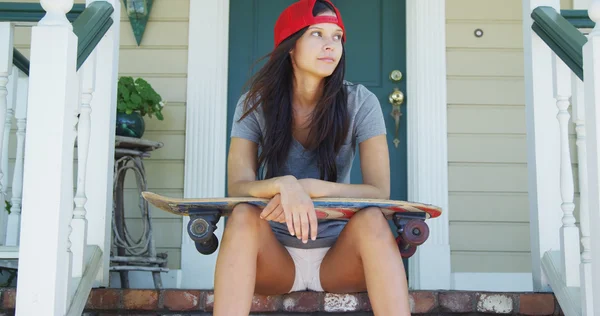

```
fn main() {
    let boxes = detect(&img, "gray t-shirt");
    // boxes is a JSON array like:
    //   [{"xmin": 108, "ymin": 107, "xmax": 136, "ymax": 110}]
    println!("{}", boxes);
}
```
[{"xmin": 230, "ymin": 81, "xmax": 387, "ymax": 248}]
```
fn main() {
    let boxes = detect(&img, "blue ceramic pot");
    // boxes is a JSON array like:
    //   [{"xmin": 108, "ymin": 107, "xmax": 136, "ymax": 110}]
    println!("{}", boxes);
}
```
[{"xmin": 116, "ymin": 112, "xmax": 145, "ymax": 138}]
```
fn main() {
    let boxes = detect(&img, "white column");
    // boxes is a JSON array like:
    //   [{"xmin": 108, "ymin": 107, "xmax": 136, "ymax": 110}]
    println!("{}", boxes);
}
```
[
  {"xmin": 406, "ymin": 0, "xmax": 451, "ymax": 290},
  {"xmin": 522, "ymin": 0, "xmax": 563, "ymax": 292},
  {"xmin": 15, "ymin": 0, "xmax": 78, "ymax": 314},
  {"xmin": 583, "ymin": 0, "xmax": 600, "ymax": 313},
  {"xmin": 180, "ymin": 0, "xmax": 229, "ymax": 289},
  {"xmin": 84, "ymin": 0, "xmax": 120, "ymax": 287},
  {"xmin": 552, "ymin": 55, "xmax": 581, "ymax": 287}
]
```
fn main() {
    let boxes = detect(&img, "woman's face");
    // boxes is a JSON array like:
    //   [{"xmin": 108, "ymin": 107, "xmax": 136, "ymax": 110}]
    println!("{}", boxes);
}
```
[{"xmin": 289, "ymin": 11, "xmax": 344, "ymax": 79}]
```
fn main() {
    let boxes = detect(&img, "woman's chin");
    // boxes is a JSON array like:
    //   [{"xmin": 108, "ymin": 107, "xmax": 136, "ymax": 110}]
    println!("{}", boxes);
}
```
[{"xmin": 311, "ymin": 67, "xmax": 337, "ymax": 79}]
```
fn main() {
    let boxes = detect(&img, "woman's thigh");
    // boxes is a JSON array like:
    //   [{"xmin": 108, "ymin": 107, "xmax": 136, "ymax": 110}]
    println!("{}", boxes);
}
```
[
  {"xmin": 229, "ymin": 204, "xmax": 296, "ymax": 295},
  {"xmin": 319, "ymin": 207, "xmax": 398, "ymax": 293}
]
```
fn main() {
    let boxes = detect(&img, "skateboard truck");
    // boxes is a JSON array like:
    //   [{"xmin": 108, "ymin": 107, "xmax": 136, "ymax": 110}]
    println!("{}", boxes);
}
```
[
  {"xmin": 392, "ymin": 213, "xmax": 429, "ymax": 258},
  {"xmin": 187, "ymin": 211, "xmax": 221, "ymax": 255}
]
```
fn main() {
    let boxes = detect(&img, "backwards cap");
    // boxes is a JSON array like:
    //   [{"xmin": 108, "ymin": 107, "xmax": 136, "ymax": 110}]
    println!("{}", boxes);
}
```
[{"xmin": 273, "ymin": 0, "xmax": 346, "ymax": 48}]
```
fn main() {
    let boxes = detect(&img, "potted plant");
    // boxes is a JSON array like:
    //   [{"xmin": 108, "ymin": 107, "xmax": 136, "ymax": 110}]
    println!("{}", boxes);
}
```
[{"xmin": 116, "ymin": 76, "xmax": 164, "ymax": 138}]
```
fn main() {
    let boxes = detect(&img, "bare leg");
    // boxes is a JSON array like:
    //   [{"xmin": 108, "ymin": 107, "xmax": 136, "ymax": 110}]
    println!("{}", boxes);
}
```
[
  {"xmin": 213, "ymin": 204, "xmax": 296, "ymax": 315},
  {"xmin": 320, "ymin": 207, "xmax": 411, "ymax": 315}
]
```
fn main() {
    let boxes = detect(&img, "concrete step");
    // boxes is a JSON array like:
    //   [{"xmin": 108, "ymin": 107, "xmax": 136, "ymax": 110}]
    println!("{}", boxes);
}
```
[{"xmin": 0, "ymin": 288, "xmax": 562, "ymax": 315}]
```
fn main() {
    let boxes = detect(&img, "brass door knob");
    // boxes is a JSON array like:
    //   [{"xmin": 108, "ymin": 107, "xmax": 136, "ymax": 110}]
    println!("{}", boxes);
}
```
[
  {"xmin": 389, "ymin": 88, "xmax": 404, "ymax": 148},
  {"xmin": 389, "ymin": 88, "xmax": 404, "ymax": 106}
]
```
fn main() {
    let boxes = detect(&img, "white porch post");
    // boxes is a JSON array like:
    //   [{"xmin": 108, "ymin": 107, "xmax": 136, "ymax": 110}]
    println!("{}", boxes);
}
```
[
  {"xmin": 522, "ymin": 0, "xmax": 563, "ymax": 292},
  {"xmin": 180, "ymin": 0, "xmax": 229, "ymax": 289},
  {"xmin": 15, "ymin": 0, "xmax": 78, "ymax": 314},
  {"xmin": 84, "ymin": 0, "xmax": 120, "ymax": 286},
  {"xmin": 406, "ymin": 0, "xmax": 451, "ymax": 290},
  {"xmin": 583, "ymin": 0, "xmax": 600, "ymax": 312}
]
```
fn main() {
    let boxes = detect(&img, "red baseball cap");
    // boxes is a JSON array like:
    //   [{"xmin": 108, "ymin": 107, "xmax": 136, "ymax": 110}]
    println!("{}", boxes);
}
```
[{"xmin": 273, "ymin": 0, "xmax": 346, "ymax": 48}]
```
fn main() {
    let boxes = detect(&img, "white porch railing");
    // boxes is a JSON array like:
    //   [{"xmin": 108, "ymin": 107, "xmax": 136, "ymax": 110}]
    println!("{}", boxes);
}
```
[
  {"xmin": 0, "ymin": 0, "xmax": 121, "ymax": 315},
  {"xmin": 524, "ymin": 0, "xmax": 600, "ymax": 315},
  {"xmin": 0, "ymin": 63, "xmax": 28, "ymax": 251}
]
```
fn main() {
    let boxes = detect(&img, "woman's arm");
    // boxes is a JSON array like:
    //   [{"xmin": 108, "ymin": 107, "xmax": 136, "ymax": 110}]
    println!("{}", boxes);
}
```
[
  {"xmin": 227, "ymin": 137, "xmax": 318, "ymax": 242},
  {"xmin": 227, "ymin": 137, "xmax": 296, "ymax": 198},
  {"xmin": 299, "ymin": 135, "xmax": 391, "ymax": 199}
]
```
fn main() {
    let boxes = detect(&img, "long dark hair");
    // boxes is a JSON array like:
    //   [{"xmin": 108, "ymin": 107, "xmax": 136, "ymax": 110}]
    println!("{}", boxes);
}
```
[{"xmin": 239, "ymin": 0, "xmax": 349, "ymax": 182}]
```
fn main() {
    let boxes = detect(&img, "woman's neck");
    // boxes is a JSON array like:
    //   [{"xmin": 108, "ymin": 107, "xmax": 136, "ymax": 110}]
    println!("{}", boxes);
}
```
[{"xmin": 292, "ymin": 73, "xmax": 323, "ymax": 110}]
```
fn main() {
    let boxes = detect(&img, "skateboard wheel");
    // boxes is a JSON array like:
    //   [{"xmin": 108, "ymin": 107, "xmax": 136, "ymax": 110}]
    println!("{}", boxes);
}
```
[
  {"xmin": 400, "ymin": 244, "xmax": 417, "ymax": 258},
  {"xmin": 401, "ymin": 220, "xmax": 429, "ymax": 246},
  {"xmin": 395, "ymin": 236, "xmax": 417, "ymax": 258},
  {"xmin": 194, "ymin": 234, "xmax": 219, "ymax": 255},
  {"xmin": 188, "ymin": 217, "xmax": 214, "ymax": 242}
]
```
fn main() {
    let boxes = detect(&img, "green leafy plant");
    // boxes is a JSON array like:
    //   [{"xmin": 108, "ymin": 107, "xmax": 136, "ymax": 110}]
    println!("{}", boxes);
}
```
[{"xmin": 117, "ymin": 76, "xmax": 165, "ymax": 120}]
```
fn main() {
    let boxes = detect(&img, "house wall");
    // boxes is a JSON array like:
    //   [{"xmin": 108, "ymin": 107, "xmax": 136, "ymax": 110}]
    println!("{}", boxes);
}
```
[
  {"xmin": 445, "ymin": 0, "xmax": 573, "ymax": 274},
  {"xmin": 5, "ymin": 0, "xmax": 188, "ymax": 270}
]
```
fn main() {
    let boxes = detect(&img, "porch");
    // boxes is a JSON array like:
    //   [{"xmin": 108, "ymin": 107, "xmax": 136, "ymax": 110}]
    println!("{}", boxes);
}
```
[{"xmin": 0, "ymin": 0, "xmax": 596, "ymax": 315}]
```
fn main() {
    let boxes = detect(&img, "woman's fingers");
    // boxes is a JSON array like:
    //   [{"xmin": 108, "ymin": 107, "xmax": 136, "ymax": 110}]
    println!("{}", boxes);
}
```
[
  {"xmin": 308, "ymin": 206, "xmax": 318, "ymax": 241},
  {"xmin": 301, "ymin": 212, "xmax": 310, "ymax": 243},
  {"xmin": 285, "ymin": 209, "xmax": 295, "ymax": 236},
  {"xmin": 264, "ymin": 204, "xmax": 283, "ymax": 221},
  {"xmin": 293, "ymin": 211, "xmax": 302, "ymax": 239},
  {"xmin": 275, "ymin": 212, "xmax": 286, "ymax": 223},
  {"xmin": 260, "ymin": 194, "xmax": 280, "ymax": 219}
]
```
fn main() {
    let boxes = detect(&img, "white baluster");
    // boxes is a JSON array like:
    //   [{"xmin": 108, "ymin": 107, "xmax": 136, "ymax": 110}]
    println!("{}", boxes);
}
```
[
  {"xmin": 71, "ymin": 52, "xmax": 96, "ymax": 278},
  {"xmin": 2, "ymin": 66, "xmax": 16, "ymax": 198},
  {"xmin": 0, "ymin": 65, "xmax": 16, "ymax": 246},
  {"xmin": 14, "ymin": 0, "xmax": 77, "ymax": 314},
  {"xmin": 552, "ymin": 54, "xmax": 581, "ymax": 287},
  {"xmin": 3, "ymin": 65, "xmax": 17, "ymax": 246},
  {"xmin": 6, "ymin": 71, "xmax": 27, "ymax": 247},
  {"xmin": 0, "ymin": 23, "xmax": 14, "ymax": 216},
  {"xmin": 583, "ymin": 0, "xmax": 600, "ymax": 313},
  {"xmin": 571, "ymin": 72, "xmax": 594, "ymax": 315}
]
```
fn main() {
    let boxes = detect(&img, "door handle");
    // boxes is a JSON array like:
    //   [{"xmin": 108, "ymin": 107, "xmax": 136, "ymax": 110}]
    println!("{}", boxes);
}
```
[{"xmin": 389, "ymin": 87, "xmax": 404, "ymax": 148}]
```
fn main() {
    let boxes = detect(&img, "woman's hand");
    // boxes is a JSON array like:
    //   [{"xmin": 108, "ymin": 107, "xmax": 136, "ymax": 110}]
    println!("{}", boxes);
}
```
[
  {"xmin": 269, "ymin": 176, "xmax": 317, "ymax": 243},
  {"xmin": 260, "ymin": 194, "xmax": 286, "ymax": 223}
]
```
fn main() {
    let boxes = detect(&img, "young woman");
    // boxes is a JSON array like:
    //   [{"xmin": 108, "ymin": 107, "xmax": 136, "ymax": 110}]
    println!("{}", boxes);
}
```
[{"xmin": 214, "ymin": 0, "xmax": 411, "ymax": 314}]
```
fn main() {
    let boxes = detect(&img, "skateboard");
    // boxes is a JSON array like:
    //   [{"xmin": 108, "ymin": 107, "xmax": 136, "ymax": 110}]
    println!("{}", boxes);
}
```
[{"xmin": 141, "ymin": 191, "xmax": 442, "ymax": 258}]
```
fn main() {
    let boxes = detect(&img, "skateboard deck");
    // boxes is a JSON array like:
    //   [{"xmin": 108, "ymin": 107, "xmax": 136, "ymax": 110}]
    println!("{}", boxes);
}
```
[
  {"xmin": 141, "ymin": 191, "xmax": 442, "ymax": 220},
  {"xmin": 141, "ymin": 191, "xmax": 441, "ymax": 258}
]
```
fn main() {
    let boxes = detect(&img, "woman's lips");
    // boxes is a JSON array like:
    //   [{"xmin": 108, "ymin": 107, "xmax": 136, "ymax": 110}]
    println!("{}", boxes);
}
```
[{"xmin": 318, "ymin": 57, "xmax": 335, "ymax": 63}]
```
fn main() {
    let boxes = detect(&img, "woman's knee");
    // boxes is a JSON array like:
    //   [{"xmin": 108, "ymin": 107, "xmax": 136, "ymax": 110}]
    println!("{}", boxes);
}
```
[
  {"xmin": 351, "ymin": 207, "xmax": 387, "ymax": 225},
  {"xmin": 348, "ymin": 207, "xmax": 393, "ymax": 239},
  {"xmin": 226, "ymin": 203, "xmax": 263, "ymax": 231}
]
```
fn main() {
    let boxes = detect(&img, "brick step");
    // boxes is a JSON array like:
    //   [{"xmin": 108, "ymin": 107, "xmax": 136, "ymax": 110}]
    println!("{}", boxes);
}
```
[{"xmin": 0, "ymin": 288, "xmax": 562, "ymax": 315}]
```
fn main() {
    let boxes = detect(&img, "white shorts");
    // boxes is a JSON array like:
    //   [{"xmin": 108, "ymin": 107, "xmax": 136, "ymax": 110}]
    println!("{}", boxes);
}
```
[{"xmin": 285, "ymin": 246, "xmax": 331, "ymax": 292}]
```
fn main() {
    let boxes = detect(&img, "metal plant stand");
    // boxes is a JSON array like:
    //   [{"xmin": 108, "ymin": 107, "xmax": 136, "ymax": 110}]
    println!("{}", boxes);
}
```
[{"xmin": 110, "ymin": 136, "xmax": 168, "ymax": 289}]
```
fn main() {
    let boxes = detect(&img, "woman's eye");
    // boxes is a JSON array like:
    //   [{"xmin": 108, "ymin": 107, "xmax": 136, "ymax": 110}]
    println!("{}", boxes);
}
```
[
  {"xmin": 334, "ymin": 34, "xmax": 342, "ymax": 40},
  {"xmin": 311, "ymin": 31, "xmax": 321, "ymax": 37}
]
